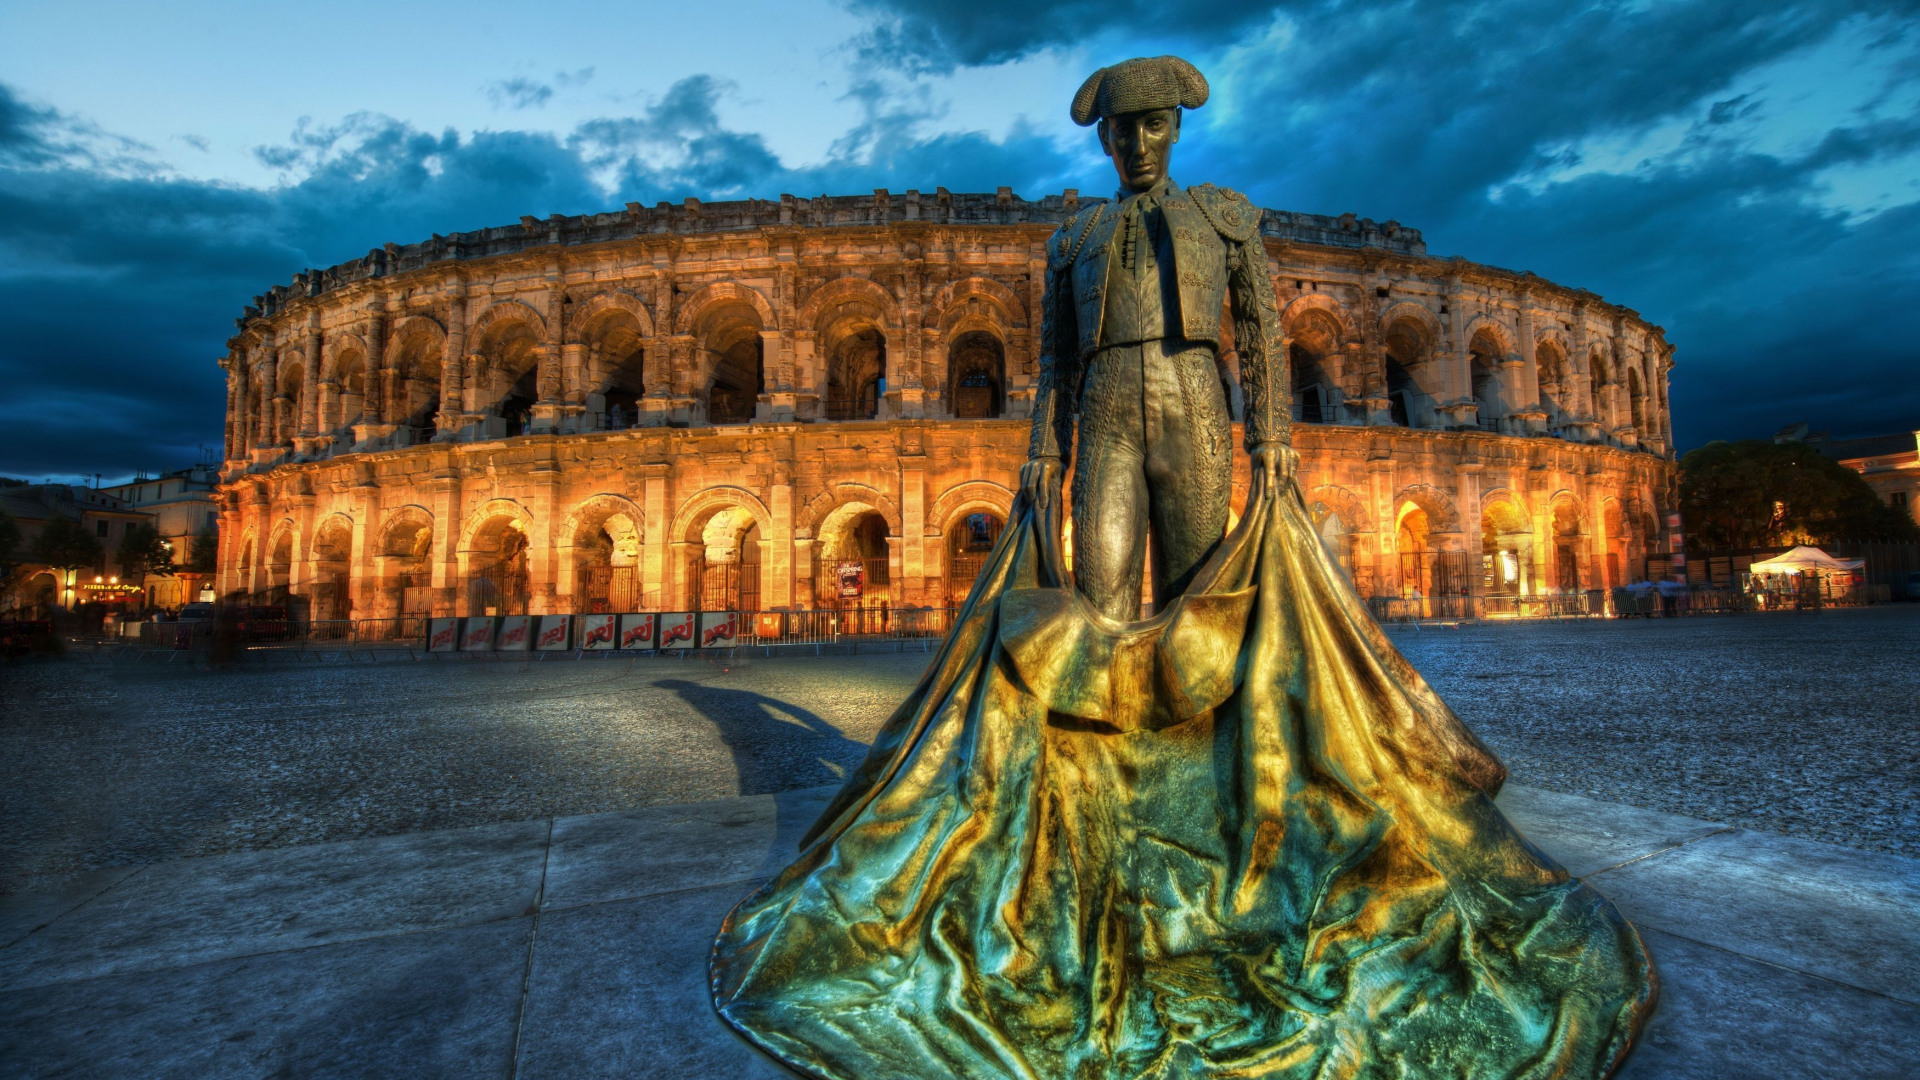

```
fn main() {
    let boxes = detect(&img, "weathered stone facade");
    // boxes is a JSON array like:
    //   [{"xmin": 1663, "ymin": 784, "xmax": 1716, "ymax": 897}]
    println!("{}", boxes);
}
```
[{"xmin": 216, "ymin": 189, "xmax": 1677, "ymax": 618}]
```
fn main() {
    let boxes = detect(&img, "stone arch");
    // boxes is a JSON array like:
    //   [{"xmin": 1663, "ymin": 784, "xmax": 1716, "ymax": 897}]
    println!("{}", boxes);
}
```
[
  {"xmin": 308, "ymin": 512, "xmax": 356, "ymax": 619},
  {"xmin": 1534, "ymin": 336, "xmax": 1572, "ymax": 420},
  {"xmin": 1283, "ymin": 297, "xmax": 1355, "ymax": 425},
  {"xmin": 389, "ymin": 316, "xmax": 446, "ymax": 429},
  {"xmin": 1392, "ymin": 484, "xmax": 1460, "ymax": 536},
  {"xmin": 928, "ymin": 481, "xmax": 1015, "ymax": 536},
  {"xmin": 1466, "ymin": 318, "xmax": 1516, "ymax": 424},
  {"xmin": 458, "ymin": 498, "xmax": 535, "ymax": 554},
  {"xmin": 799, "ymin": 484, "xmax": 902, "ymax": 540},
  {"xmin": 674, "ymin": 281, "xmax": 778, "ymax": 336},
  {"xmin": 799, "ymin": 276, "xmax": 902, "ymax": 332},
  {"xmin": 932, "ymin": 276, "xmax": 1026, "ymax": 333},
  {"xmin": 1376, "ymin": 301, "xmax": 1442, "ymax": 343},
  {"xmin": 1303, "ymin": 483, "xmax": 1371, "ymax": 534},
  {"xmin": 1281, "ymin": 293, "xmax": 1360, "ymax": 342},
  {"xmin": 575, "ymin": 298, "xmax": 654, "ymax": 428},
  {"xmin": 468, "ymin": 299, "xmax": 547, "ymax": 345},
  {"xmin": 560, "ymin": 493, "xmax": 647, "ymax": 551},
  {"xmin": 470, "ymin": 302, "xmax": 545, "ymax": 434},
  {"xmin": 685, "ymin": 290, "xmax": 767, "ymax": 426},
  {"xmin": 266, "ymin": 518, "xmax": 298, "ymax": 589},
  {"xmin": 567, "ymin": 290, "xmax": 655, "ymax": 343},
  {"xmin": 378, "ymin": 505, "xmax": 436, "ymax": 557},
  {"xmin": 459, "ymin": 499, "xmax": 534, "ymax": 616},
  {"xmin": 1379, "ymin": 302, "xmax": 1442, "ymax": 427},
  {"xmin": 1480, "ymin": 489, "xmax": 1535, "ymax": 597},
  {"xmin": 321, "ymin": 333, "xmax": 368, "ymax": 380},
  {"xmin": 670, "ymin": 486, "xmax": 773, "ymax": 546}
]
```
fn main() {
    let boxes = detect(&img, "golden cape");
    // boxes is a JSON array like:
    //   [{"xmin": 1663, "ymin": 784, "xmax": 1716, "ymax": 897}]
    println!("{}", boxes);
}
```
[{"xmin": 710, "ymin": 468, "xmax": 1656, "ymax": 1079}]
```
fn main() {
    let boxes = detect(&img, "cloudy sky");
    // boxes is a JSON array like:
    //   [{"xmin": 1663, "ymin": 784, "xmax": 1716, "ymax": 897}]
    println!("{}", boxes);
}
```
[{"xmin": 2, "ymin": 0, "xmax": 1917, "ymax": 482}]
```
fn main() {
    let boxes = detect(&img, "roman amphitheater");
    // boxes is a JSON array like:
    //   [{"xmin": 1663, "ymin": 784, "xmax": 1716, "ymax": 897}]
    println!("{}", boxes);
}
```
[{"xmin": 214, "ymin": 188, "xmax": 1677, "ymax": 625}]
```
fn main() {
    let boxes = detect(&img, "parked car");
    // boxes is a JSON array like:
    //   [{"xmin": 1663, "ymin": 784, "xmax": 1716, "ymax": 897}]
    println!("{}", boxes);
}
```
[
  {"xmin": 177, "ymin": 603, "xmax": 216, "ymax": 622},
  {"xmin": 1906, "ymin": 571, "xmax": 1920, "ymax": 602}
]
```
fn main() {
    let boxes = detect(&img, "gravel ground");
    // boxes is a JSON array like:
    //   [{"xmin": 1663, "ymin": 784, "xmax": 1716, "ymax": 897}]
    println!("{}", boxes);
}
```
[{"xmin": 3, "ymin": 606, "xmax": 1915, "ymax": 892}]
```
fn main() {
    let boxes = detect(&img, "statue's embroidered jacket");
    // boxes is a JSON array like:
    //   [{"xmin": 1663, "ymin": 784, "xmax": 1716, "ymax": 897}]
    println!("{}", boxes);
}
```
[{"xmin": 1029, "ymin": 180, "xmax": 1290, "ymax": 459}]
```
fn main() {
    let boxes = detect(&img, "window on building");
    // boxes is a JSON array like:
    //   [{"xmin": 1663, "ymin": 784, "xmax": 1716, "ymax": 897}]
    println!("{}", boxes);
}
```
[
  {"xmin": 96, "ymin": 520, "xmax": 109, "ymax": 537},
  {"xmin": 1894, "ymin": 491, "xmax": 1909, "ymax": 510}
]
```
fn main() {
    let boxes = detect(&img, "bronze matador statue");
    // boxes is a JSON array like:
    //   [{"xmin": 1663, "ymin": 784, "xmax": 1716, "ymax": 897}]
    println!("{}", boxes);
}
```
[{"xmin": 712, "ymin": 56, "xmax": 1656, "ymax": 1080}]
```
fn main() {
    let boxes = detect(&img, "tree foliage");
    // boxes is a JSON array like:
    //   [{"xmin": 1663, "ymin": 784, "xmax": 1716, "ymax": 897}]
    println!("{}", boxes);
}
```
[
  {"xmin": 1680, "ymin": 440, "xmax": 1920, "ymax": 551},
  {"xmin": 29, "ymin": 516, "xmax": 104, "ymax": 573},
  {"xmin": 188, "ymin": 523, "xmax": 219, "ymax": 574},
  {"xmin": 116, "ymin": 523, "xmax": 175, "ymax": 581}
]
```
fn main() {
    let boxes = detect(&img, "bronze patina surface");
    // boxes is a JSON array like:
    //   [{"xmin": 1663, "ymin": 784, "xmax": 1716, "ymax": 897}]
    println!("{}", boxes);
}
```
[{"xmin": 711, "ymin": 56, "xmax": 1657, "ymax": 1079}]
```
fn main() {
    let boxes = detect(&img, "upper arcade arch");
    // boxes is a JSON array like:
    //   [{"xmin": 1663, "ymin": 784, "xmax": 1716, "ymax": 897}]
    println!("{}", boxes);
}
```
[
  {"xmin": 931, "ymin": 276, "xmax": 1026, "ymax": 334},
  {"xmin": 567, "ymin": 291, "xmax": 656, "ymax": 344},
  {"xmin": 675, "ymin": 281, "xmax": 778, "ymax": 337}
]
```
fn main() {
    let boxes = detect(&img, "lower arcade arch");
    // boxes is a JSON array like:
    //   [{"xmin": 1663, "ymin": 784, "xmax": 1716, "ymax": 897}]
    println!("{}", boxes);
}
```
[
  {"xmin": 568, "ymin": 498, "xmax": 645, "ymax": 612},
  {"xmin": 380, "ymin": 511, "xmax": 436, "ymax": 617},
  {"xmin": 1480, "ymin": 495, "xmax": 1533, "ymax": 597},
  {"xmin": 943, "ymin": 508, "xmax": 1006, "ymax": 605},
  {"xmin": 1550, "ymin": 496, "xmax": 1584, "ymax": 593},
  {"xmin": 685, "ymin": 506, "xmax": 762, "ymax": 611},
  {"xmin": 463, "ymin": 513, "xmax": 531, "ymax": 615},
  {"xmin": 309, "ymin": 515, "xmax": 355, "ymax": 620},
  {"xmin": 812, "ymin": 503, "xmax": 893, "ymax": 620}
]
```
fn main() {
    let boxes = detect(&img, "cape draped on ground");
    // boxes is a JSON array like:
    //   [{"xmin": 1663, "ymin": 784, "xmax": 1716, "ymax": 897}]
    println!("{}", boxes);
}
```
[{"xmin": 710, "ymin": 468, "xmax": 1656, "ymax": 1079}]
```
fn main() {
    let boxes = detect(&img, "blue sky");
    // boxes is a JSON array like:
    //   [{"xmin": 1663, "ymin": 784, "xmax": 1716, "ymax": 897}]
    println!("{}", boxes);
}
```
[{"xmin": 3, "ymin": 0, "xmax": 1918, "ymax": 481}]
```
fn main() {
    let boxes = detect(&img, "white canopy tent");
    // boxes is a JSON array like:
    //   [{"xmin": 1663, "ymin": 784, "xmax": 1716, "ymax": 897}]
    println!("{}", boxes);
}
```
[{"xmin": 1746, "ymin": 546, "xmax": 1865, "ymax": 576}]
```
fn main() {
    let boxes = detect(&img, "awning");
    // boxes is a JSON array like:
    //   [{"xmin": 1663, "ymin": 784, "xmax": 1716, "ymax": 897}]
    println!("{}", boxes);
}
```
[{"xmin": 1747, "ymin": 546, "xmax": 1865, "ymax": 574}]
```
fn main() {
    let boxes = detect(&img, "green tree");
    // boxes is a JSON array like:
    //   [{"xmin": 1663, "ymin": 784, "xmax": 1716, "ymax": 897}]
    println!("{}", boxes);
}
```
[
  {"xmin": 29, "ymin": 516, "xmax": 104, "ymax": 574},
  {"xmin": 1680, "ymin": 440, "xmax": 1920, "ymax": 551},
  {"xmin": 187, "ymin": 523, "xmax": 219, "ymax": 573},
  {"xmin": 116, "ymin": 523, "xmax": 175, "ymax": 582},
  {"xmin": 0, "ymin": 505, "xmax": 20, "ymax": 576}
]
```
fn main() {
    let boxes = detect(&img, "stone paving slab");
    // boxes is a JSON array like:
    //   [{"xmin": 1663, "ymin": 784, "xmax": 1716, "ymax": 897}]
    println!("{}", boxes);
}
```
[
  {"xmin": 1585, "ymin": 826, "xmax": 1920, "ymax": 1004},
  {"xmin": 0, "ymin": 816, "xmax": 551, "ymax": 991},
  {"xmin": 0, "ymin": 917, "xmax": 533, "ymax": 1080},
  {"xmin": 2, "ymin": 782, "xmax": 1915, "ymax": 1078}
]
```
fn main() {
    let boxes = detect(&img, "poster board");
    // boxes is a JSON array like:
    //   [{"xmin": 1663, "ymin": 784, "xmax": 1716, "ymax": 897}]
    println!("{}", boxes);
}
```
[
  {"xmin": 755, "ymin": 612, "xmax": 784, "ymax": 639},
  {"xmin": 656, "ymin": 612, "xmax": 696, "ymax": 649},
  {"xmin": 535, "ymin": 614, "xmax": 572, "ymax": 651},
  {"xmin": 427, "ymin": 617, "xmax": 459, "ymax": 652},
  {"xmin": 577, "ymin": 613, "xmax": 616, "ymax": 650},
  {"xmin": 460, "ymin": 617, "xmax": 497, "ymax": 651},
  {"xmin": 699, "ymin": 611, "xmax": 740, "ymax": 648},
  {"xmin": 496, "ymin": 615, "xmax": 534, "ymax": 651},
  {"xmin": 618, "ymin": 613, "xmax": 657, "ymax": 650},
  {"xmin": 837, "ymin": 561, "xmax": 865, "ymax": 598}
]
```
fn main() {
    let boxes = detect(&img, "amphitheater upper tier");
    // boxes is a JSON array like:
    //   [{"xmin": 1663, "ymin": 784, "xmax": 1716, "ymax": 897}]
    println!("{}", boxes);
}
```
[{"xmin": 216, "ymin": 188, "xmax": 1678, "ymax": 618}]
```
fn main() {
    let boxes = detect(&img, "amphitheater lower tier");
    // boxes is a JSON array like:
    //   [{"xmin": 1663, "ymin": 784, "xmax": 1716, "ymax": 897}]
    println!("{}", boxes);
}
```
[{"xmin": 218, "ymin": 418, "xmax": 1675, "ymax": 622}]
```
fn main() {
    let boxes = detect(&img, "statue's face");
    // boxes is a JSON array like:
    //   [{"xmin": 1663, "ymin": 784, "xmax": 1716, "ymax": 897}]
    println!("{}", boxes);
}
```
[{"xmin": 1099, "ymin": 108, "xmax": 1180, "ymax": 192}]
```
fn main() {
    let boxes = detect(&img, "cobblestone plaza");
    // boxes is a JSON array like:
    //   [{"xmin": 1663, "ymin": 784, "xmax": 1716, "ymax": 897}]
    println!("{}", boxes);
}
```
[{"xmin": 4, "ymin": 606, "xmax": 1915, "ymax": 894}]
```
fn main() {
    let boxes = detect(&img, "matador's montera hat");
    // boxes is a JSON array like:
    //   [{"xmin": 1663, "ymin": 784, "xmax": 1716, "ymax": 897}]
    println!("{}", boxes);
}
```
[{"xmin": 1070, "ymin": 56, "xmax": 1209, "ymax": 126}]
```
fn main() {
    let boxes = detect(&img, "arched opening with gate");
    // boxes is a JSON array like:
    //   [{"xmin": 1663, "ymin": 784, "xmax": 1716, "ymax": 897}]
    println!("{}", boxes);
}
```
[
  {"xmin": 1601, "ymin": 498, "xmax": 1627, "ymax": 589},
  {"xmin": 266, "ymin": 528, "xmax": 294, "ymax": 598},
  {"xmin": 686, "ymin": 507, "xmax": 761, "ymax": 612},
  {"xmin": 816, "ymin": 504, "xmax": 892, "ymax": 631},
  {"xmin": 310, "ymin": 516, "xmax": 354, "ymax": 620},
  {"xmin": 947, "ymin": 331, "xmax": 1005, "ymax": 419},
  {"xmin": 1309, "ymin": 501, "xmax": 1355, "ymax": 582},
  {"xmin": 1481, "ymin": 496, "xmax": 1533, "ymax": 598},
  {"xmin": 944, "ymin": 510, "xmax": 1004, "ymax": 605},
  {"xmin": 1551, "ymin": 497, "xmax": 1584, "ymax": 593},
  {"xmin": 381, "ymin": 512, "xmax": 435, "ymax": 616},
  {"xmin": 465, "ymin": 515, "xmax": 530, "ymax": 615},
  {"xmin": 571, "ymin": 500, "xmax": 644, "ymax": 612}
]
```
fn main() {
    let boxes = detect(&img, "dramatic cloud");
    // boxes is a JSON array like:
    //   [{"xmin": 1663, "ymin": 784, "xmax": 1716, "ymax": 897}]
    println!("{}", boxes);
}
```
[{"xmin": 3, "ymin": 0, "xmax": 1919, "ymax": 479}]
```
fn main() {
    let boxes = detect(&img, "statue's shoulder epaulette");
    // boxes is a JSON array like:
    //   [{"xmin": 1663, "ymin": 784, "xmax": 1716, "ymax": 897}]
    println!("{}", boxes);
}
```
[
  {"xmin": 1188, "ymin": 184, "xmax": 1261, "ymax": 243},
  {"xmin": 1049, "ymin": 201, "xmax": 1107, "ymax": 270}
]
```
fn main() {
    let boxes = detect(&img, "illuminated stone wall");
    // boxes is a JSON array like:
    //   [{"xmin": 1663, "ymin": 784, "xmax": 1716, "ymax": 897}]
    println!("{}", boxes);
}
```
[{"xmin": 216, "ymin": 190, "xmax": 1678, "ymax": 616}]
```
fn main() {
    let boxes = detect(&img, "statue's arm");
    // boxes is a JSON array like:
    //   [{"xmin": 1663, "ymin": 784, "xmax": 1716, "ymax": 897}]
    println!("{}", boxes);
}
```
[
  {"xmin": 1228, "ymin": 235, "xmax": 1290, "ymax": 452},
  {"xmin": 1027, "ymin": 256, "xmax": 1079, "ymax": 463}
]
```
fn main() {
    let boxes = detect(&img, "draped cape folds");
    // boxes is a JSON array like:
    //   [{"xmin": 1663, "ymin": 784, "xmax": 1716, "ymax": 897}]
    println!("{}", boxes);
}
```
[{"xmin": 710, "ymin": 467, "xmax": 1656, "ymax": 1079}]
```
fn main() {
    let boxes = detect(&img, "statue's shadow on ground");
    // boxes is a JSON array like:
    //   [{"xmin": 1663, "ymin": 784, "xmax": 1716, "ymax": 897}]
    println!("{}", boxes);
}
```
[{"xmin": 653, "ymin": 678, "xmax": 866, "ymax": 795}]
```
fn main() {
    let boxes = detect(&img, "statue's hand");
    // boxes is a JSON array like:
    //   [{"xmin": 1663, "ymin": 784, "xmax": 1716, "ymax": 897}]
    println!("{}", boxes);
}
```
[
  {"xmin": 1019, "ymin": 456, "xmax": 1064, "ymax": 510},
  {"xmin": 1249, "ymin": 443, "xmax": 1297, "ymax": 492}
]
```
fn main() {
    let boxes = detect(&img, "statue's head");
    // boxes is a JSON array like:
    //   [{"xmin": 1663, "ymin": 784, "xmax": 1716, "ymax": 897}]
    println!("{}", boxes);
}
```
[{"xmin": 1072, "ymin": 56, "xmax": 1209, "ymax": 194}]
